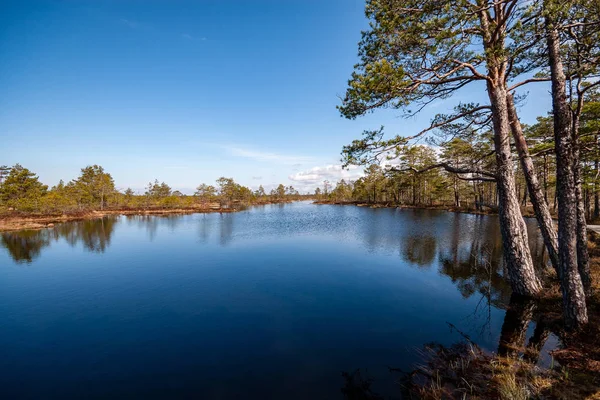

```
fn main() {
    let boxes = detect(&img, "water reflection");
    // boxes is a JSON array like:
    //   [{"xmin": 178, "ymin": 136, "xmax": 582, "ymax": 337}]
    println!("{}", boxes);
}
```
[
  {"xmin": 0, "ymin": 204, "xmax": 561, "ymax": 399},
  {"xmin": 1, "ymin": 230, "xmax": 51, "ymax": 263},
  {"xmin": 342, "ymin": 296, "xmax": 560, "ymax": 399},
  {"xmin": 1, "ymin": 208, "xmax": 548, "ymax": 283},
  {"xmin": 498, "ymin": 294, "xmax": 537, "ymax": 357},
  {"xmin": 497, "ymin": 294, "xmax": 555, "ymax": 367},
  {"xmin": 1, "ymin": 216, "xmax": 118, "ymax": 263},
  {"xmin": 219, "ymin": 213, "xmax": 234, "ymax": 246}
]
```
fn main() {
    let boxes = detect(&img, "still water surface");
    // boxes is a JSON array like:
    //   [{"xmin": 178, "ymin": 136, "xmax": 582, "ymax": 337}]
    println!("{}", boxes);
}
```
[{"xmin": 0, "ymin": 202, "xmax": 555, "ymax": 399}]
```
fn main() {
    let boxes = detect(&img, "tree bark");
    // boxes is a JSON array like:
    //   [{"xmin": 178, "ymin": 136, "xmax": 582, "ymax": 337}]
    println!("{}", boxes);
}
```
[
  {"xmin": 507, "ymin": 93, "xmax": 560, "ymax": 275},
  {"xmin": 543, "ymin": 155, "xmax": 549, "ymax": 203},
  {"xmin": 595, "ymin": 160, "xmax": 600, "ymax": 219},
  {"xmin": 572, "ymin": 114, "xmax": 592, "ymax": 295},
  {"xmin": 488, "ymin": 84, "xmax": 542, "ymax": 297},
  {"xmin": 546, "ymin": 17, "xmax": 588, "ymax": 328},
  {"xmin": 476, "ymin": 4, "xmax": 541, "ymax": 297},
  {"xmin": 454, "ymin": 175, "xmax": 460, "ymax": 207}
]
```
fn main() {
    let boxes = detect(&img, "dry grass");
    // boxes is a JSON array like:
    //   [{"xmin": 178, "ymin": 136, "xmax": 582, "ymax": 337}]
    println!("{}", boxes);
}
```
[{"xmin": 0, "ymin": 207, "xmax": 240, "ymax": 232}]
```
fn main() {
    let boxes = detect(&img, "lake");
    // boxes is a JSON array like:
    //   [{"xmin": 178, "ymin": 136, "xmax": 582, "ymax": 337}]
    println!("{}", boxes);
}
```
[{"xmin": 0, "ymin": 202, "xmax": 557, "ymax": 399}]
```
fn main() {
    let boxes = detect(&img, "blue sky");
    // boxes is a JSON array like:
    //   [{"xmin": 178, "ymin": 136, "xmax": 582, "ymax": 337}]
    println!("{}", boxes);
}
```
[{"xmin": 0, "ymin": 0, "xmax": 554, "ymax": 193}]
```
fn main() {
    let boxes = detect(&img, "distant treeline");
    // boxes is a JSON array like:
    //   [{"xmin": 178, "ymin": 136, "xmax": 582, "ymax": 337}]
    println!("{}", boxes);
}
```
[
  {"xmin": 315, "ymin": 112, "xmax": 599, "ymax": 221},
  {"xmin": 0, "ymin": 164, "xmax": 309, "ymax": 214}
]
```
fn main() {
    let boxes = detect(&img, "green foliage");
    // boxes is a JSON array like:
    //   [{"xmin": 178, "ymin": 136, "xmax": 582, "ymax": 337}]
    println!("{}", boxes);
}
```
[
  {"xmin": 145, "ymin": 180, "xmax": 171, "ymax": 198},
  {"xmin": 0, "ymin": 163, "xmax": 313, "ymax": 214},
  {"xmin": 195, "ymin": 184, "xmax": 217, "ymax": 202},
  {"xmin": 70, "ymin": 165, "xmax": 116, "ymax": 210},
  {"xmin": 0, "ymin": 164, "xmax": 48, "ymax": 211},
  {"xmin": 275, "ymin": 184, "xmax": 286, "ymax": 199},
  {"xmin": 255, "ymin": 185, "xmax": 266, "ymax": 197}
]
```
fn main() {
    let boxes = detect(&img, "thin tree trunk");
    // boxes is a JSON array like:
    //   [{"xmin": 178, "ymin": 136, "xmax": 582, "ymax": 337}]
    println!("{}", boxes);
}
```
[
  {"xmin": 595, "ymin": 160, "xmax": 600, "ymax": 219},
  {"xmin": 454, "ymin": 175, "xmax": 460, "ymax": 207},
  {"xmin": 546, "ymin": 17, "xmax": 588, "ymax": 328},
  {"xmin": 572, "ymin": 114, "xmax": 592, "ymax": 295},
  {"xmin": 488, "ymin": 83, "xmax": 542, "ymax": 297},
  {"xmin": 412, "ymin": 175, "xmax": 416, "ymax": 206},
  {"xmin": 507, "ymin": 93, "xmax": 560, "ymax": 275},
  {"xmin": 543, "ymin": 155, "xmax": 549, "ymax": 203}
]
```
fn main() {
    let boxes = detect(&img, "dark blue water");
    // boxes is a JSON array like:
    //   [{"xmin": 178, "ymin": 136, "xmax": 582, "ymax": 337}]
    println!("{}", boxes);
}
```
[{"xmin": 0, "ymin": 202, "xmax": 555, "ymax": 399}]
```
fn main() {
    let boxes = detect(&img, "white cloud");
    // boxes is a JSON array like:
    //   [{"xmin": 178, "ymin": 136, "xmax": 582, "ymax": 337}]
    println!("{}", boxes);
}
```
[
  {"xmin": 288, "ymin": 164, "xmax": 364, "ymax": 191},
  {"xmin": 225, "ymin": 146, "xmax": 314, "ymax": 165}
]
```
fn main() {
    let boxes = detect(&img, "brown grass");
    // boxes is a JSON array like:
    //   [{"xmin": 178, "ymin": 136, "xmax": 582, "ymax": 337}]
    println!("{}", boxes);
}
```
[{"xmin": 0, "ymin": 206, "xmax": 239, "ymax": 232}]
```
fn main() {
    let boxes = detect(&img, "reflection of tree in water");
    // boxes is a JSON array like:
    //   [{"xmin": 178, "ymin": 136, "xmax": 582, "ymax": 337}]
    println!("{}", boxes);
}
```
[
  {"xmin": 52, "ymin": 217, "xmax": 117, "ymax": 252},
  {"xmin": 341, "ymin": 213, "xmax": 556, "ymax": 398},
  {"xmin": 498, "ymin": 294, "xmax": 536, "ymax": 357},
  {"xmin": 401, "ymin": 235, "xmax": 437, "ymax": 267},
  {"xmin": 1, "ymin": 230, "xmax": 51, "ymax": 263},
  {"xmin": 161, "ymin": 215, "xmax": 182, "ymax": 231},
  {"xmin": 219, "ymin": 213, "xmax": 234, "ymax": 246},
  {"xmin": 341, "ymin": 295, "xmax": 557, "ymax": 399},
  {"xmin": 359, "ymin": 209, "xmax": 440, "ymax": 259},
  {"xmin": 196, "ymin": 214, "xmax": 235, "ymax": 245},
  {"xmin": 437, "ymin": 214, "xmax": 512, "ymax": 308},
  {"xmin": 197, "ymin": 215, "xmax": 213, "ymax": 243},
  {"xmin": 81, "ymin": 218, "xmax": 115, "ymax": 252},
  {"xmin": 1, "ymin": 217, "xmax": 118, "ymax": 263},
  {"xmin": 124, "ymin": 215, "xmax": 159, "ymax": 241},
  {"xmin": 498, "ymin": 294, "xmax": 552, "ymax": 366}
]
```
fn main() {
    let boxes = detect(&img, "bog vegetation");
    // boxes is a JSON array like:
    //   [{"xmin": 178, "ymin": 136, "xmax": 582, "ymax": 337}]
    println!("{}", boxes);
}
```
[{"xmin": 0, "ymin": 164, "xmax": 306, "ymax": 213}]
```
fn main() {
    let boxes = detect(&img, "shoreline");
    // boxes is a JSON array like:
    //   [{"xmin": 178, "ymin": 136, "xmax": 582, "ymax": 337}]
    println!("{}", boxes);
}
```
[
  {"xmin": 314, "ymin": 200, "xmax": 505, "ymax": 216},
  {"xmin": 0, "ymin": 204, "xmax": 268, "ymax": 232},
  {"xmin": 311, "ymin": 200, "xmax": 590, "ymax": 222},
  {"xmin": 3, "ymin": 201, "xmax": 597, "ymax": 234}
]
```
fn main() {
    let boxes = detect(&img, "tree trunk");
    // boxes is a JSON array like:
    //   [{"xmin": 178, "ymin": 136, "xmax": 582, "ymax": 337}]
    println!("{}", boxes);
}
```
[
  {"xmin": 572, "ymin": 114, "xmax": 592, "ymax": 295},
  {"xmin": 543, "ymin": 155, "xmax": 549, "ymax": 203},
  {"xmin": 546, "ymin": 18, "xmax": 588, "ymax": 328},
  {"xmin": 595, "ymin": 160, "xmax": 600, "ymax": 219},
  {"xmin": 488, "ymin": 83, "xmax": 542, "ymax": 297},
  {"xmin": 507, "ymin": 93, "xmax": 560, "ymax": 275},
  {"xmin": 454, "ymin": 175, "xmax": 460, "ymax": 207},
  {"xmin": 412, "ymin": 175, "xmax": 416, "ymax": 206}
]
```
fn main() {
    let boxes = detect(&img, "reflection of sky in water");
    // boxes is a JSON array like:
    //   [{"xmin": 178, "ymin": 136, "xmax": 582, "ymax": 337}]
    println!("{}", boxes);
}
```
[{"xmin": 0, "ymin": 202, "xmax": 554, "ymax": 399}]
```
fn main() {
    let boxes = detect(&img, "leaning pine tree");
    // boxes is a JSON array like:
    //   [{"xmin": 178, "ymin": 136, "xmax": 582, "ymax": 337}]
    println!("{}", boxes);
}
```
[
  {"xmin": 542, "ymin": 0, "xmax": 599, "ymax": 328},
  {"xmin": 338, "ymin": 0, "xmax": 544, "ymax": 296}
]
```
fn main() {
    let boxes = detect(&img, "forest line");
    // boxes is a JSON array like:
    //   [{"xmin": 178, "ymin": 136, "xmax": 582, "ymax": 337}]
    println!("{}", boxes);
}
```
[{"xmin": 0, "ymin": 163, "xmax": 309, "ymax": 216}]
